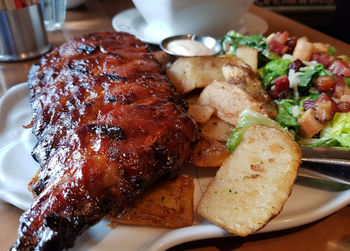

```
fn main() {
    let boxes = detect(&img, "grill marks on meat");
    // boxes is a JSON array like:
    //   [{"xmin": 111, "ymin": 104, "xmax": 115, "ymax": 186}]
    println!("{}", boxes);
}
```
[{"xmin": 12, "ymin": 32, "xmax": 198, "ymax": 250}]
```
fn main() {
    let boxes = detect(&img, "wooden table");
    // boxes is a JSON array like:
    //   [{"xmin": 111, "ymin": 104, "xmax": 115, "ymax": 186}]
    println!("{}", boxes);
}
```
[{"xmin": 0, "ymin": 1, "xmax": 349, "ymax": 250}]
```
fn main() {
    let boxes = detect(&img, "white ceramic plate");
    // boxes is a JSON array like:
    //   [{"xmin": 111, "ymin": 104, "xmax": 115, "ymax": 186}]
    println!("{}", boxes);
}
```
[
  {"xmin": 1, "ymin": 83, "xmax": 350, "ymax": 251},
  {"xmin": 111, "ymin": 8, "xmax": 268, "ymax": 44}
]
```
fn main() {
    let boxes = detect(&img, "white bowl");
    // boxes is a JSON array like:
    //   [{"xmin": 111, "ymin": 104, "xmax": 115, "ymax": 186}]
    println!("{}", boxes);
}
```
[{"xmin": 132, "ymin": 0, "xmax": 254, "ymax": 38}]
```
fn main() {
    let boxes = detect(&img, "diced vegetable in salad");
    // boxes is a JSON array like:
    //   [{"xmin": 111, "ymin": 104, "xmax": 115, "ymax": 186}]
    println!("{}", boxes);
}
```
[{"xmin": 222, "ymin": 30, "xmax": 350, "ymax": 148}]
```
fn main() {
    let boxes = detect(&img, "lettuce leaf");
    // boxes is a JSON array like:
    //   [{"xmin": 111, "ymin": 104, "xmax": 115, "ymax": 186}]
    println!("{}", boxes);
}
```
[
  {"xmin": 221, "ymin": 30, "xmax": 278, "ymax": 67},
  {"xmin": 260, "ymin": 59, "xmax": 291, "ymax": 89},
  {"xmin": 345, "ymin": 78, "xmax": 350, "ymax": 88},
  {"xmin": 226, "ymin": 109, "xmax": 288, "ymax": 153},
  {"xmin": 320, "ymin": 113, "xmax": 350, "ymax": 148},
  {"xmin": 221, "ymin": 30, "xmax": 267, "ymax": 54},
  {"xmin": 297, "ymin": 64, "xmax": 327, "ymax": 87},
  {"xmin": 275, "ymin": 99, "xmax": 300, "ymax": 131},
  {"xmin": 298, "ymin": 138, "xmax": 341, "ymax": 147},
  {"xmin": 327, "ymin": 46, "xmax": 336, "ymax": 56},
  {"xmin": 337, "ymin": 55, "xmax": 350, "ymax": 63}
]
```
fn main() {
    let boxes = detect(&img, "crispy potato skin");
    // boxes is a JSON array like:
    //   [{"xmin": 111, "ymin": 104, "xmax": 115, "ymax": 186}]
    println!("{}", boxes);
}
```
[
  {"xmin": 167, "ymin": 56, "xmax": 229, "ymax": 95},
  {"xmin": 167, "ymin": 55, "xmax": 277, "ymax": 125},
  {"xmin": 197, "ymin": 125, "xmax": 301, "ymax": 236},
  {"xmin": 188, "ymin": 104, "xmax": 215, "ymax": 124},
  {"xmin": 198, "ymin": 80, "xmax": 277, "ymax": 126},
  {"xmin": 199, "ymin": 116, "xmax": 234, "ymax": 142},
  {"xmin": 107, "ymin": 175, "xmax": 194, "ymax": 228},
  {"xmin": 191, "ymin": 136, "xmax": 230, "ymax": 167}
]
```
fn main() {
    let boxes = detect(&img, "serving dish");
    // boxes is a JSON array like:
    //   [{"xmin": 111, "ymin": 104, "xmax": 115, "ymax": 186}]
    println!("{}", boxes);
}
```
[
  {"xmin": 160, "ymin": 34, "xmax": 222, "ymax": 57},
  {"xmin": 111, "ymin": 8, "xmax": 268, "ymax": 44},
  {"xmin": 0, "ymin": 83, "xmax": 349, "ymax": 250},
  {"xmin": 131, "ymin": 0, "xmax": 254, "ymax": 38}
]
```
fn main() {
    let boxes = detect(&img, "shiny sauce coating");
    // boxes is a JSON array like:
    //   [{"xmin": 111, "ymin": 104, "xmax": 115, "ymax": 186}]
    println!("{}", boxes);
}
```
[{"xmin": 12, "ymin": 32, "xmax": 198, "ymax": 251}]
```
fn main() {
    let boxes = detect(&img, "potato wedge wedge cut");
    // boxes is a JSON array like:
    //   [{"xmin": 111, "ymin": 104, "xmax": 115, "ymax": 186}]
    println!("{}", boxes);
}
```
[
  {"xmin": 200, "ymin": 116, "xmax": 234, "ymax": 142},
  {"xmin": 198, "ymin": 80, "xmax": 277, "ymax": 126},
  {"xmin": 167, "ymin": 56, "xmax": 228, "ymax": 95},
  {"xmin": 191, "ymin": 136, "xmax": 230, "ymax": 167},
  {"xmin": 108, "ymin": 175, "xmax": 194, "ymax": 228},
  {"xmin": 188, "ymin": 104, "xmax": 215, "ymax": 124},
  {"xmin": 197, "ymin": 125, "xmax": 301, "ymax": 236}
]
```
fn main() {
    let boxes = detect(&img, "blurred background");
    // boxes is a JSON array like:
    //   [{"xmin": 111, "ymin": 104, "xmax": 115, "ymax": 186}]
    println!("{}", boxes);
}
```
[{"xmin": 254, "ymin": 0, "xmax": 350, "ymax": 43}]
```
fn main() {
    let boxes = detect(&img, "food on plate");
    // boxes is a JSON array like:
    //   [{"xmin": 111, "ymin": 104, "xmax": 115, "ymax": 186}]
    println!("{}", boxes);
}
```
[
  {"xmin": 197, "ymin": 124, "xmax": 301, "ymax": 236},
  {"xmin": 222, "ymin": 30, "xmax": 350, "ymax": 148},
  {"xmin": 225, "ymin": 109, "xmax": 291, "ymax": 153},
  {"xmin": 168, "ymin": 54, "xmax": 277, "ymax": 125},
  {"xmin": 166, "ymin": 39, "xmax": 215, "ymax": 56},
  {"xmin": 9, "ymin": 26, "xmax": 347, "ymax": 249},
  {"xmin": 199, "ymin": 116, "xmax": 234, "ymax": 142},
  {"xmin": 167, "ymin": 56, "xmax": 232, "ymax": 95},
  {"xmin": 198, "ymin": 77, "xmax": 277, "ymax": 125},
  {"xmin": 151, "ymin": 50, "xmax": 172, "ymax": 71},
  {"xmin": 188, "ymin": 103, "xmax": 215, "ymax": 123},
  {"xmin": 292, "ymin": 37, "xmax": 313, "ymax": 61},
  {"xmin": 12, "ymin": 32, "xmax": 199, "ymax": 250},
  {"xmin": 191, "ymin": 136, "xmax": 229, "ymax": 167},
  {"xmin": 108, "ymin": 175, "xmax": 195, "ymax": 228},
  {"xmin": 319, "ymin": 112, "xmax": 350, "ymax": 148},
  {"xmin": 297, "ymin": 109, "xmax": 324, "ymax": 138},
  {"xmin": 235, "ymin": 46, "xmax": 258, "ymax": 71}
]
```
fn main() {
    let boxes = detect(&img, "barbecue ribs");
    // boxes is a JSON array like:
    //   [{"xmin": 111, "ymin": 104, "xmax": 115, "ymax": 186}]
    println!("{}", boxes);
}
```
[{"xmin": 11, "ymin": 32, "xmax": 198, "ymax": 250}]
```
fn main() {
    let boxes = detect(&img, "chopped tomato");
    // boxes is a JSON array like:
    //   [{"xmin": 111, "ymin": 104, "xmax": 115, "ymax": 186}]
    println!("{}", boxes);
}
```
[
  {"xmin": 268, "ymin": 41, "xmax": 289, "ymax": 55},
  {"xmin": 274, "ymin": 75, "xmax": 290, "ymax": 92},
  {"xmin": 273, "ymin": 31, "xmax": 289, "ymax": 44},
  {"xmin": 269, "ymin": 75, "xmax": 291, "ymax": 99},
  {"xmin": 329, "ymin": 59, "xmax": 350, "ymax": 77},
  {"xmin": 310, "ymin": 53, "xmax": 333, "ymax": 68}
]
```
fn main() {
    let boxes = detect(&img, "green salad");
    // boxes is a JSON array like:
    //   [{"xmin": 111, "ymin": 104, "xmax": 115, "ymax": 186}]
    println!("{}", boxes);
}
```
[{"xmin": 221, "ymin": 30, "xmax": 350, "ymax": 150}]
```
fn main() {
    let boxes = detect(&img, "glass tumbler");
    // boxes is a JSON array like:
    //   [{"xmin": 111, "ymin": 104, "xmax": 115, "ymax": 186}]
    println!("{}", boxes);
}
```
[{"xmin": 40, "ymin": 0, "xmax": 67, "ymax": 31}]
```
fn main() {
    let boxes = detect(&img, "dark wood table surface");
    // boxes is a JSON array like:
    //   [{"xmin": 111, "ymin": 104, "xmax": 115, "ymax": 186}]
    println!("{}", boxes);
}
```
[{"xmin": 0, "ymin": 1, "xmax": 349, "ymax": 250}]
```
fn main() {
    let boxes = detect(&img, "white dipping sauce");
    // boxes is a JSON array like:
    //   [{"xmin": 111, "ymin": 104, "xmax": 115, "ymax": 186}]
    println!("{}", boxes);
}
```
[{"xmin": 167, "ymin": 39, "xmax": 214, "ymax": 56}]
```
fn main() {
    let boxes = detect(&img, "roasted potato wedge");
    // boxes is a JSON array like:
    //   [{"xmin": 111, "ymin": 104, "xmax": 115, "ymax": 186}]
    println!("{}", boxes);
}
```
[
  {"xmin": 167, "ymin": 56, "xmax": 229, "ymax": 95},
  {"xmin": 200, "ymin": 116, "xmax": 234, "ymax": 142},
  {"xmin": 188, "ymin": 104, "xmax": 215, "ymax": 123},
  {"xmin": 221, "ymin": 64, "xmax": 277, "ymax": 120},
  {"xmin": 198, "ymin": 80, "xmax": 277, "ymax": 126},
  {"xmin": 108, "ymin": 175, "xmax": 194, "ymax": 228},
  {"xmin": 191, "ymin": 136, "xmax": 230, "ymax": 167},
  {"xmin": 197, "ymin": 125, "xmax": 301, "ymax": 236}
]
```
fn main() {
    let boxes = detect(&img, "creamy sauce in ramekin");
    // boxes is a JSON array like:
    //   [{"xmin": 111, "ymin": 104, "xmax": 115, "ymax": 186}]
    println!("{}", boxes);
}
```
[{"xmin": 166, "ymin": 39, "xmax": 214, "ymax": 56}]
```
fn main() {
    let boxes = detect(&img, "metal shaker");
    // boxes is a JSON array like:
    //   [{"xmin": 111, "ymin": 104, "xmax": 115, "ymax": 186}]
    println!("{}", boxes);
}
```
[{"xmin": 0, "ymin": 4, "xmax": 50, "ymax": 61}]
